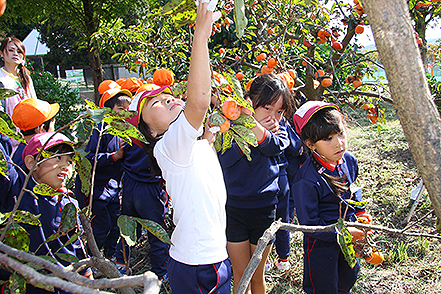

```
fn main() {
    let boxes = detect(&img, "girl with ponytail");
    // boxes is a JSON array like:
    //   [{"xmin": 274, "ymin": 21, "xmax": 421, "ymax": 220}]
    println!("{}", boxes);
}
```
[
  {"xmin": 0, "ymin": 37, "xmax": 37, "ymax": 116},
  {"xmin": 292, "ymin": 101, "xmax": 372, "ymax": 294}
]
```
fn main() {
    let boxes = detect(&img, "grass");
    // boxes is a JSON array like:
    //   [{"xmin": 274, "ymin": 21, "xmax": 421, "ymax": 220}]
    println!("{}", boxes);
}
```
[{"xmin": 129, "ymin": 103, "xmax": 441, "ymax": 293}]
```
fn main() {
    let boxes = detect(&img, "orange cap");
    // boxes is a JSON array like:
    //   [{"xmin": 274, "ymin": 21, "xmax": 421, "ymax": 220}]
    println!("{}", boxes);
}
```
[
  {"xmin": 99, "ymin": 87, "xmax": 133, "ymax": 108},
  {"xmin": 98, "ymin": 80, "xmax": 119, "ymax": 95},
  {"xmin": 12, "ymin": 98, "xmax": 60, "ymax": 131},
  {"xmin": 115, "ymin": 78, "xmax": 126, "ymax": 86},
  {"xmin": 121, "ymin": 77, "xmax": 144, "ymax": 93}
]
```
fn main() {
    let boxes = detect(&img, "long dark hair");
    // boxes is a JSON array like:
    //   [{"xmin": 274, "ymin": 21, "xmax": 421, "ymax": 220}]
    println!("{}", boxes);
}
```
[
  {"xmin": 138, "ymin": 117, "xmax": 162, "ymax": 177},
  {"xmin": 301, "ymin": 107, "xmax": 348, "ymax": 196},
  {"xmin": 244, "ymin": 73, "xmax": 293, "ymax": 118},
  {"xmin": 1, "ymin": 37, "xmax": 32, "ymax": 95}
]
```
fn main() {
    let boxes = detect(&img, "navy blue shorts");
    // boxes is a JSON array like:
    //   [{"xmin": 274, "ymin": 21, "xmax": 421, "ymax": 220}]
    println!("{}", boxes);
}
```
[
  {"xmin": 226, "ymin": 205, "xmax": 276, "ymax": 245},
  {"xmin": 167, "ymin": 257, "xmax": 232, "ymax": 294}
]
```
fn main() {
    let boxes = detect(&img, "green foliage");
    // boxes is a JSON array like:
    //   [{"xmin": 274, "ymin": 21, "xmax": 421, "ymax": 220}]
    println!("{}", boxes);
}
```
[
  {"xmin": 336, "ymin": 218, "xmax": 357, "ymax": 268},
  {"xmin": 117, "ymin": 215, "xmax": 172, "ymax": 246},
  {"xmin": 30, "ymin": 70, "xmax": 85, "ymax": 130},
  {"xmin": 0, "ymin": 111, "xmax": 26, "ymax": 144}
]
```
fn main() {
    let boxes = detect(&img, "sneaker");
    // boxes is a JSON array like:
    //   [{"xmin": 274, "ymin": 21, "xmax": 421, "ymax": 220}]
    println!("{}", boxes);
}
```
[
  {"xmin": 275, "ymin": 258, "xmax": 290, "ymax": 272},
  {"xmin": 264, "ymin": 257, "xmax": 271, "ymax": 273},
  {"xmin": 159, "ymin": 273, "xmax": 169, "ymax": 282},
  {"xmin": 116, "ymin": 262, "xmax": 132, "ymax": 275}
]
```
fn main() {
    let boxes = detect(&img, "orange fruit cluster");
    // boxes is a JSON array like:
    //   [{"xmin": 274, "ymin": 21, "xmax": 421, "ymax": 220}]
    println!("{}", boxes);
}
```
[
  {"xmin": 222, "ymin": 98, "xmax": 241, "ymax": 121},
  {"xmin": 314, "ymin": 69, "xmax": 333, "ymax": 88},
  {"xmin": 153, "ymin": 68, "xmax": 175, "ymax": 86},
  {"xmin": 345, "ymin": 75, "xmax": 362, "ymax": 88},
  {"xmin": 362, "ymin": 104, "xmax": 378, "ymax": 123}
]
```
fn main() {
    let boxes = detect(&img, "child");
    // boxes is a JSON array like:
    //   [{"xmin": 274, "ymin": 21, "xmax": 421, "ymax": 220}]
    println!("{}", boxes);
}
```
[
  {"xmin": 0, "ymin": 132, "xmax": 92, "ymax": 292},
  {"xmin": 11, "ymin": 98, "xmax": 59, "ymax": 171},
  {"xmin": 292, "ymin": 101, "xmax": 368, "ymax": 294},
  {"xmin": 218, "ymin": 73, "xmax": 292, "ymax": 294},
  {"xmin": 127, "ymin": 2, "xmax": 232, "ymax": 292},
  {"xmin": 74, "ymin": 84, "xmax": 132, "ymax": 263}
]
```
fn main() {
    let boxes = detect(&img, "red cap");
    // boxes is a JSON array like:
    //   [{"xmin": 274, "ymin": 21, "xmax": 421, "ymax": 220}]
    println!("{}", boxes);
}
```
[
  {"xmin": 12, "ymin": 98, "xmax": 59, "ymax": 131},
  {"xmin": 126, "ymin": 86, "xmax": 173, "ymax": 128},
  {"xmin": 23, "ymin": 132, "xmax": 73, "ymax": 161},
  {"xmin": 121, "ymin": 77, "xmax": 144, "ymax": 93},
  {"xmin": 293, "ymin": 101, "xmax": 339, "ymax": 134}
]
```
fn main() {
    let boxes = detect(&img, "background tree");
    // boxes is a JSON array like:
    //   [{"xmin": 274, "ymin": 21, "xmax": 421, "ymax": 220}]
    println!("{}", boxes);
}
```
[
  {"xmin": 363, "ymin": 0, "xmax": 441, "ymax": 221},
  {"xmin": 0, "ymin": 0, "xmax": 150, "ymax": 104}
]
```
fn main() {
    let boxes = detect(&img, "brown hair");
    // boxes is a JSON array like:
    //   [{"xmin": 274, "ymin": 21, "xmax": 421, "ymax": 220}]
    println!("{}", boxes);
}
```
[{"xmin": 1, "ymin": 37, "xmax": 32, "ymax": 95}]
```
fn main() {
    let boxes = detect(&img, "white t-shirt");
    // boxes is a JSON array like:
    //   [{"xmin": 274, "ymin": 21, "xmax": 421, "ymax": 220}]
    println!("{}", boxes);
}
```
[
  {"xmin": 154, "ymin": 112, "xmax": 228, "ymax": 265},
  {"xmin": 0, "ymin": 68, "xmax": 37, "ymax": 115}
]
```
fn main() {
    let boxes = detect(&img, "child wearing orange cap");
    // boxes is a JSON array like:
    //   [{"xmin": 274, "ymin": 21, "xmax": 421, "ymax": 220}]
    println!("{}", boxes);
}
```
[
  {"xmin": 11, "ymin": 98, "xmax": 59, "ymax": 171},
  {"xmin": 126, "ymin": 1, "xmax": 231, "ymax": 292},
  {"xmin": 74, "ymin": 84, "xmax": 132, "ymax": 268}
]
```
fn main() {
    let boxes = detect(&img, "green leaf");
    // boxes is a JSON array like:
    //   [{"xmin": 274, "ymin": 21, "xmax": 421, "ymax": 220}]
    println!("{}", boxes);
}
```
[
  {"xmin": 88, "ymin": 108, "xmax": 107, "ymax": 124},
  {"xmin": 0, "ymin": 147, "xmax": 9, "ymax": 180},
  {"xmin": 106, "ymin": 109, "xmax": 137, "ymax": 120},
  {"xmin": 57, "ymin": 203, "xmax": 77, "ymax": 233},
  {"xmin": 74, "ymin": 156, "xmax": 92, "ymax": 196},
  {"xmin": 233, "ymin": 0, "xmax": 248, "ymax": 38},
  {"xmin": 231, "ymin": 124, "xmax": 257, "ymax": 147},
  {"xmin": 33, "ymin": 183, "xmax": 64, "ymax": 197},
  {"xmin": 84, "ymin": 99, "xmax": 98, "ymax": 110},
  {"xmin": 0, "ymin": 113, "xmax": 26, "ymax": 144},
  {"xmin": 55, "ymin": 252, "xmax": 79, "ymax": 263},
  {"xmin": 117, "ymin": 215, "xmax": 138, "ymax": 246},
  {"xmin": 233, "ymin": 113, "xmax": 256, "ymax": 128},
  {"xmin": 9, "ymin": 273, "xmax": 27, "ymax": 294},
  {"xmin": 0, "ymin": 210, "xmax": 41, "ymax": 226},
  {"xmin": 170, "ymin": 81, "xmax": 187, "ymax": 96},
  {"xmin": 1, "ymin": 223, "xmax": 30, "ymax": 252},
  {"xmin": 336, "ymin": 218, "xmax": 357, "ymax": 268},
  {"xmin": 104, "ymin": 120, "xmax": 148, "ymax": 145},
  {"xmin": 224, "ymin": 72, "xmax": 244, "ymax": 103},
  {"xmin": 70, "ymin": 118, "xmax": 95, "ymax": 145},
  {"xmin": 0, "ymin": 88, "xmax": 19, "ymax": 100},
  {"xmin": 234, "ymin": 135, "xmax": 252, "ymax": 161},
  {"xmin": 161, "ymin": 0, "xmax": 197, "ymax": 28},
  {"xmin": 135, "ymin": 217, "xmax": 172, "ymax": 245},
  {"xmin": 222, "ymin": 130, "xmax": 233, "ymax": 154},
  {"xmin": 209, "ymin": 112, "xmax": 227, "ymax": 126},
  {"xmin": 214, "ymin": 134, "xmax": 222, "ymax": 152}
]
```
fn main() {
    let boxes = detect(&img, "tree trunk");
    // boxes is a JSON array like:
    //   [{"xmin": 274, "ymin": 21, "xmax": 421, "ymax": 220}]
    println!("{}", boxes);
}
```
[
  {"xmin": 363, "ymin": 0, "xmax": 441, "ymax": 220},
  {"xmin": 82, "ymin": 0, "xmax": 103, "ymax": 104},
  {"xmin": 88, "ymin": 44, "xmax": 104, "ymax": 105}
]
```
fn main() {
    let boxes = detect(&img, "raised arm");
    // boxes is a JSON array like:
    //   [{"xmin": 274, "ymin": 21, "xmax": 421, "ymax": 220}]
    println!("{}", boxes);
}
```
[{"xmin": 184, "ymin": 0, "xmax": 221, "ymax": 130}]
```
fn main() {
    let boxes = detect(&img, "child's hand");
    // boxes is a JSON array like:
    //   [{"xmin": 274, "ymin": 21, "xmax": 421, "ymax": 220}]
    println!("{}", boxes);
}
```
[
  {"xmin": 113, "ymin": 142, "xmax": 126, "ymax": 161},
  {"xmin": 202, "ymin": 118, "xmax": 216, "ymax": 146},
  {"xmin": 348, "ymin": 227, "xmax": 365, "ymax": 241},
  {"xmin": 258, "ymin": 116, "xmax": 280, "ymax": 135},
  {"xmin": 194, "ymin": 0, "xmax": 222, "ymax": 39}
]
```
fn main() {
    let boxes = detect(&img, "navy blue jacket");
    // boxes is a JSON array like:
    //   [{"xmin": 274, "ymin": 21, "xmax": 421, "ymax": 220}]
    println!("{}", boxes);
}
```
[
  {"xmin": 292, "ymin": 151, "xmax": 363, "ymax": 242},
  {"xmin": 123, "ymin": 143, "xmax": 161, "ymax": 184},
  {"xmin": 12, "ymin": 141, "xmax": 26, "ymax": 172},
  {"xmin": 218, "ymin": 126, "xmax": 289, "ymax": 209},
  {"xmin": 279, "ymin": 121, "xmax": 305, "ymax": 182},
  {"xmin": 0, "ymin": 142, "xmax": 18, "ymax": 212}
]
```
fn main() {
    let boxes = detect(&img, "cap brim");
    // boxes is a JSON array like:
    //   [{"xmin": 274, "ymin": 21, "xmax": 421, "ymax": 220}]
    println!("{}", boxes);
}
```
[{"xmin": 47, "ymin": 103, "xmax": 60, "ymax": 121}]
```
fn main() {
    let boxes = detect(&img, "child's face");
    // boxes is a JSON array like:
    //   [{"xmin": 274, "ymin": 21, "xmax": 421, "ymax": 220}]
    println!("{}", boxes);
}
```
[
  {"xmin": 2, "ymin": 42, "xmax": 24, "ymax": 67},
  {"xmin": 112, "ymin": 101, "xmax": 130, "ymax": 112},
  {"xmin": 32, "ymin": 154, "xmax": 74, "ymax": 190},
  {"xmin": 253, "ymin": 95, "xmax": 285, "ymax": 123},
  {"xmin": 141, "ymin": 93, "xmax": 184, "ymax": 137},
  {"xmin": 307, "ymin": 121, "xmax": 347, "ymax": 164}
]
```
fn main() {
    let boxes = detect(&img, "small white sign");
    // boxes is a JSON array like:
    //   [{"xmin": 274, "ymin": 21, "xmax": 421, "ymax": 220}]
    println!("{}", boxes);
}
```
[{"xmin": 65, "ymin": 69, "xmax": 84, "ymax": 83}]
